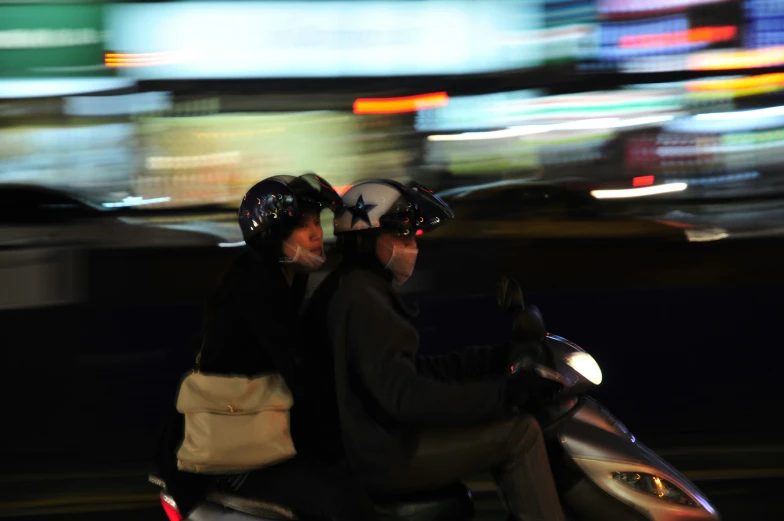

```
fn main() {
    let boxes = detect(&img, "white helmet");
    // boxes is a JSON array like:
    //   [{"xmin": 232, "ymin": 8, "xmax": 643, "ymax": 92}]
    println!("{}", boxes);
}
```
[{"xmin": 334, "ymin": 179, "xmax": 454, "ymax": 236}]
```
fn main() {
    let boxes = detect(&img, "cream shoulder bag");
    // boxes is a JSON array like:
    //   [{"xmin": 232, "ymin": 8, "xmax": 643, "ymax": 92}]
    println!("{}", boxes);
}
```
[{"xmin": 175, "ymin": 350, "xmax": 297, "ymax": 474}]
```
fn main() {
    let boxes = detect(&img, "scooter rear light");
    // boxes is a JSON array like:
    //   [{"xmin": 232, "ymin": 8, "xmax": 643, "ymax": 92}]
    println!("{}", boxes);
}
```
[{"xmin": 161, "ymin": 493, "xmax": 183, "ymax": 521}]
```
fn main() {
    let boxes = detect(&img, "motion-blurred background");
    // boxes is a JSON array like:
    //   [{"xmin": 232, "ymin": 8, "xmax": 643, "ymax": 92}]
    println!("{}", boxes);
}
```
[{"xmin": 2, "ymin": 1, "xmax": 784, "ymax": 519}]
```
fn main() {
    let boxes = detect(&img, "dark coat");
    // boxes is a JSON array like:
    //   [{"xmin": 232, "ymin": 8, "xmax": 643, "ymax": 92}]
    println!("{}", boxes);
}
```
[
  {"xmin": 155, "ymin": 249, "xmax": 342, "ymax": 515},
  {"xmin": 306, "ymin": 257, "xmax": 511, "ymax": 483}
]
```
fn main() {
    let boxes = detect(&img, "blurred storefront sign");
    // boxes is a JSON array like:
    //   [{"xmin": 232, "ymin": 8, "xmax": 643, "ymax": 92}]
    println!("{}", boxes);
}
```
[
  {"xmin": 0, "ymin": 4, "xmax": 136, "ymax": 99},
  {"xmin": 0, "ymin": 91, "xmax": 168, "ymax": 118},
  {"xmin": 0, "ymin": 123, "xmax": 137, "ymax": 198},
  {"xmin": 64, "ymin": 92, "xmax": 172, "ymax": 117},
  {"xmin": 0, "ymin": 4, "xmax": 110, "ymax": 78},
  {"xmin": 133, "ymin": 111, "xmax": 415, "ymax": 208},
  {"xmin": 0, "ymin": 78, "xmax": 136, "ymax": 99},
  {"xmin": 104, "ymin": 0, "xmax": 543, "ymax": 79},
  {"xmin": 418, "ymin": 88, "xmax": 685, "ymax": 134},
  {"xmin": 415, "ymin": 90, "xmax": 544, "ymax": 132},
  {"xmin": 419, "ymin": 87, "xmax": 686, "ymax": 176},
  {"xmin": 0, "ymin": 95, "xmax": 416, "ymax": 208},
  {"xmin": 579, "ymin": 0, "xmax": 767, "ymax": 74}
]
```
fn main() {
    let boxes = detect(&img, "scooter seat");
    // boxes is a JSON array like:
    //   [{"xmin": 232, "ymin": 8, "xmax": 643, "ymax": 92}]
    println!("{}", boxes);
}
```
[
  {"xmin": 151, "ymin": 473, "xmax": 471, "ymax": 521},
  {"xmin": 150, "ymin": 475, "xmax": 297, "ymax": 520},
  {"xmin": 206, "ymin": 491, "xmax": 298, "ymax": 520},
  {"xmin": 372, "ymin": 483, "xmax": 474, "ymax": 521}
]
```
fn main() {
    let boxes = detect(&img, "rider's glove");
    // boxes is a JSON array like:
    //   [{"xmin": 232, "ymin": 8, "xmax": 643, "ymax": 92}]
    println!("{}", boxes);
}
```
[
  {"xmin": 506, "ymin": 341, "xmax": 543, "ymax": 370},
  {"xmin": 505, "ymin": 368, "xmax": 564, "ymax": 410}
]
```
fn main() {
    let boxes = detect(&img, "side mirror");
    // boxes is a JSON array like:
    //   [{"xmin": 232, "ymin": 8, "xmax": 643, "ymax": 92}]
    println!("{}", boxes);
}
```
[
  {"xmin": 497, "ymin": 276, "xmax": 525, "ymax": 312},
  {"xmin": 513, "ymin": 305, "xmax": 547, "ymax": 345}
]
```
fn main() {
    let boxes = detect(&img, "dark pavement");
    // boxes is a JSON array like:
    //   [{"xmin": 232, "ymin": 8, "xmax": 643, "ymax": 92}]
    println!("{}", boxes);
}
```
[{"xmin": 7, "ymin": 478, "xmax": 784, "ymax": 520}]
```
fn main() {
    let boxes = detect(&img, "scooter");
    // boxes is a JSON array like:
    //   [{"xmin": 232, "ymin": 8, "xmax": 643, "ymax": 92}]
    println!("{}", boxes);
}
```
[
  {"xmin": 152, "ymin": 276, "xmax": 720, "ymax": 521},
  {"xmin": 498, "ymin": 277, "xmax": 719, "ymax": 521}
]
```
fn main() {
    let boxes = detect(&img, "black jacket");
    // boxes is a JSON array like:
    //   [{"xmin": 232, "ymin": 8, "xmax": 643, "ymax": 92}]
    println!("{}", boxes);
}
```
[
  {"xmin": 307, "ymin": 257, "xmax": 511, "ymax": 483},
  {"xmin": 155, "ymin": 249, "xmax": 342, "ymax": 514}
]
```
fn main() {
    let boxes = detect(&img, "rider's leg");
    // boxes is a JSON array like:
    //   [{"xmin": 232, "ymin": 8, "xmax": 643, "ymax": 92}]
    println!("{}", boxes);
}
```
[{"xmin": 367, "ymin": 414, "xmax": 565, "ymax": 521}]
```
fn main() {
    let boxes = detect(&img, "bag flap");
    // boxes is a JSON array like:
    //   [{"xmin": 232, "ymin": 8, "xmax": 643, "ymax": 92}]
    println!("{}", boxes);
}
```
[{"xmin": 177, "ymin": 372, "xmax": 294, "ymax": 414}]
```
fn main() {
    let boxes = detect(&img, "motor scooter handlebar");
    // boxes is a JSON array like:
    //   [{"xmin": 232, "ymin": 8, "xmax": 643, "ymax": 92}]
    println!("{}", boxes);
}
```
[
  {"xmin": 533, "ymin": 363, "xmax": 576, "ymax": 388},
  {"xmin": 510, "ymin": 354, "xmax": 576, "ymax": 389}
]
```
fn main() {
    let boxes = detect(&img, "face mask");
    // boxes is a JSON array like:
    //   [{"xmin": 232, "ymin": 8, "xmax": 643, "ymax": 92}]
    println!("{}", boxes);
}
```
[
  {"xmin": 281, "ymin": 241, "xmax": 326, "ymax": 271},
  {"xmin": 380, "ymin": 240, "xmax": 419, "ymax": 284}
]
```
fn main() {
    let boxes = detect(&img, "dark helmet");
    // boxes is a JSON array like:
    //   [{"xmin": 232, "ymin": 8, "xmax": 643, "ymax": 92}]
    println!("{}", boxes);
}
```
[
  {"xmin": 334, "ymin": 179, "xmax": 454, "ymax": 237},
  {"xmin": 238, "ymin": 173, "xmax": 342, "ymax": 245}
]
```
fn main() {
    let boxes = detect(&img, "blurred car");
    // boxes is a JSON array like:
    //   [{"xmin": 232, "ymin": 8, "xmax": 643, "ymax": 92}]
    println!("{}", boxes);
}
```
[
  {"xmin": 0, "ymin": 183, "xmax": 236, "ymax": 250},
  {"xmin": 0, "ymin": 184, "xmax": 236, "ymax": 309},
  {"xmin": 434, "ymin": 179, "xmax": 689, "ymax": 241}
]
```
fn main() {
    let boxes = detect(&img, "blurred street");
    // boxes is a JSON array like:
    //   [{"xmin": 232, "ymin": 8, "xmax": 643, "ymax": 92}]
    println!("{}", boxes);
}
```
[{"xmin": 6, "ymin": 478, "xmax": 784, "ymax": 520}]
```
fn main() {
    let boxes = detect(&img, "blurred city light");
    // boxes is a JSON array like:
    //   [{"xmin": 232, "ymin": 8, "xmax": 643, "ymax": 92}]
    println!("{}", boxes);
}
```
[
  {"xmin": 633, "ymin": 176, "xmax": 655, "ymax": 187},
  {"xmin": 104, "ymin": 51, "xmax": 193, "ymax": 68},
  {"xmin": 597, "ymin": 0, "xmax": 733, "ymax": 17},
  {"xmin": 591, "ymin": 183, "xmax": 688, "ymax": 199},
  {"xmin": 353, "ymin": 93, "xmax": 449, "ymax": 115},
  {"xmin": 688, "ymin": 46, "xmax": 784, "ymax": 71},
  {"xmin": 102, "ymin": 196, "xmax": 172, "ymax": 208},
  {"xmin": 686, "ymin": 73, "xmax": 784, "ymax": 98}
]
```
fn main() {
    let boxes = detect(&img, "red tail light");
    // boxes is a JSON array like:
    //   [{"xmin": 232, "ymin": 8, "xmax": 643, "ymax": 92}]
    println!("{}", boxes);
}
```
[
  {"xmin": 161, "ymin": 494, "xmax": 182, "ymax": 521},
  {"xmin": 633, "ymin": 175, "xmax": 655, "ymax": 187},
  {"xmin": 353, "ymin": 92, "xmax": 448, "ymax": 114}
]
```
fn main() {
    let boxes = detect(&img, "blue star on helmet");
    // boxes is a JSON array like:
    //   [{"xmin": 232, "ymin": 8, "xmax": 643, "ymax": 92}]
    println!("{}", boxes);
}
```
[{"xmin": 348, "ymin": 195, "xmax": 377, "ymax": 228}]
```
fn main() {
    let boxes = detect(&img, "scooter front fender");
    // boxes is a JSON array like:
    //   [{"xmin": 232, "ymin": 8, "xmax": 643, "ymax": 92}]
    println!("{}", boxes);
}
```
[{"xmin": 558, "ymin": 398, "xmax": 720, "ymax": 521}]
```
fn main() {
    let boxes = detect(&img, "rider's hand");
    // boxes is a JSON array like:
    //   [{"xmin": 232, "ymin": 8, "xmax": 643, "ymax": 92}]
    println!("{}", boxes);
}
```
[
  {"xmin": 505, "ymin": 369, "xmax": 564, "ymax": 410},
  {"xmin": 506, "ymin": 341, "xmax": 543, "ymax": 370}
]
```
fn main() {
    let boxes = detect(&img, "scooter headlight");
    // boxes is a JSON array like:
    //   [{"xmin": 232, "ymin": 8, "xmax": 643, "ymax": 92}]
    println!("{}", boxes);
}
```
[
  {"xmin": 564, "ymin": 352, "xmax": 602, "ymax": 385},
  {"xmin": 613, "ymin": 472, "xmax": 697, "ymax": 507}
]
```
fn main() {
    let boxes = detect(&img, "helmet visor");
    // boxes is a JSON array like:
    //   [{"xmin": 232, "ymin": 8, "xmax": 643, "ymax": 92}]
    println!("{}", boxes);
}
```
[
  {"xmin": 376, "ymin": 181, "xmax": 455, "ymax": 235},
  {"xmin": 289, "ymin": 173, "xmax": 343, "ymax": 213},
  {"xmin": 406, "ymin": 182, "xmax": 455, "ymax": 232}
]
